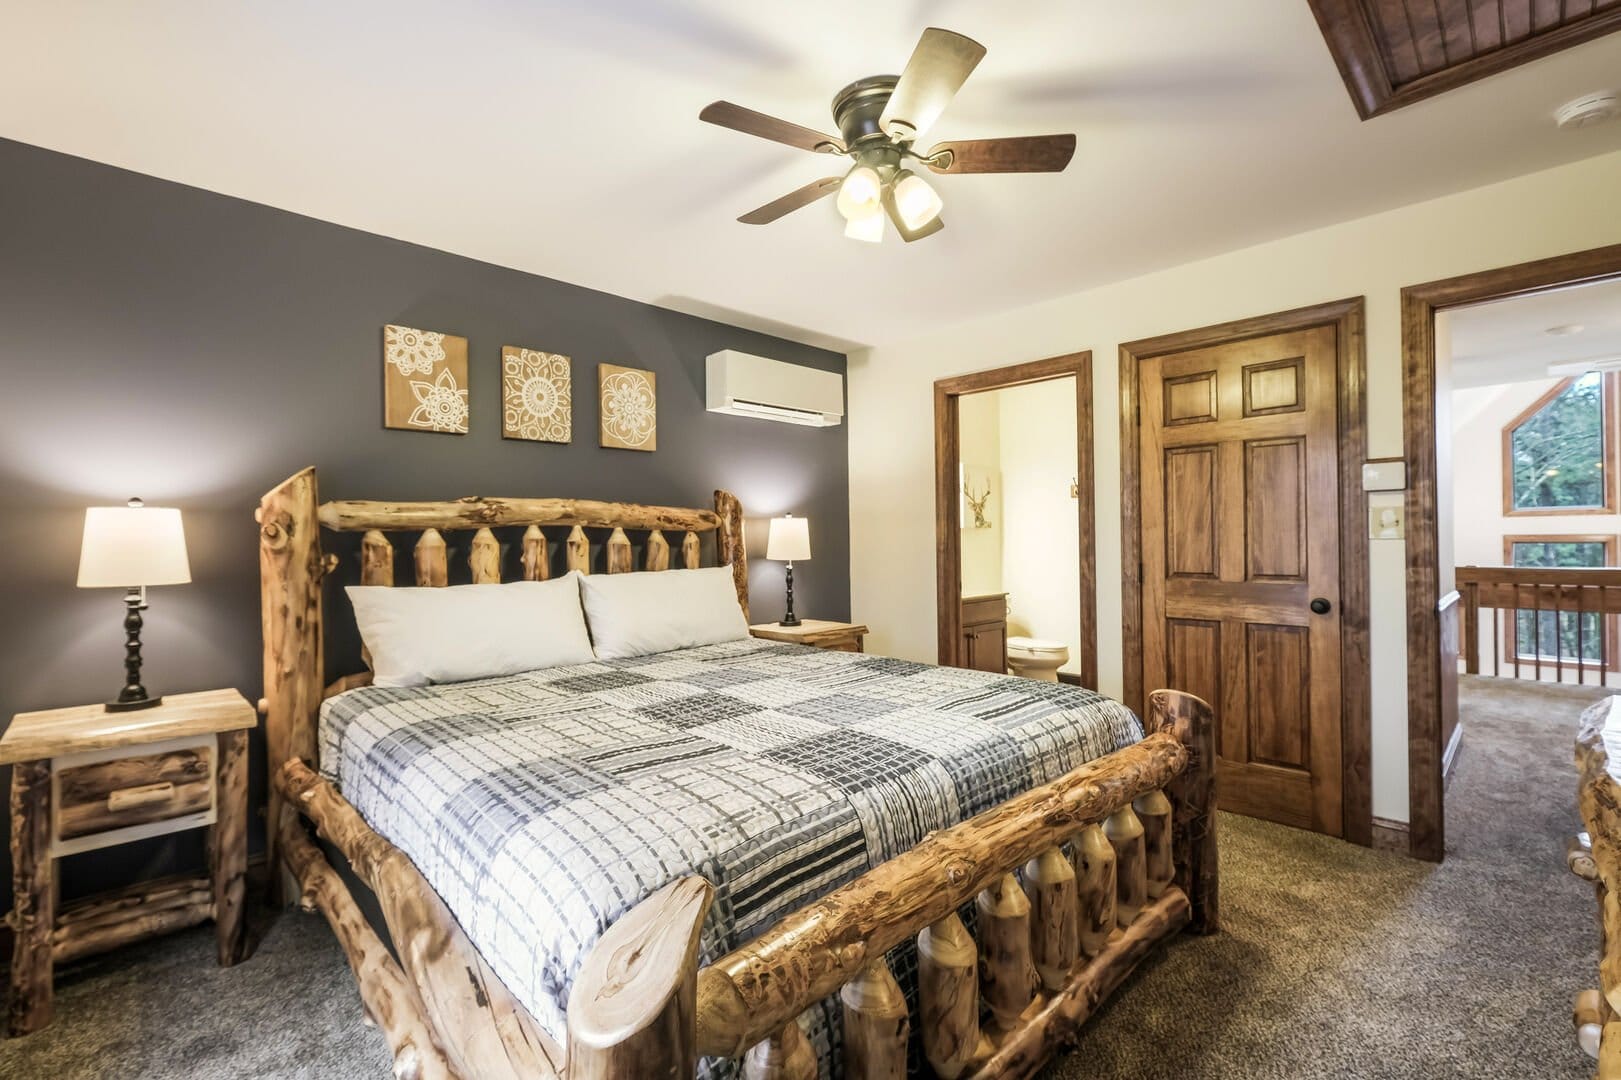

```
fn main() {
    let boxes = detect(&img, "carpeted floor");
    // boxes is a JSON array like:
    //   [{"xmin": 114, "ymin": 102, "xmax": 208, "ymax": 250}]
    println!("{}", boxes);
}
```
[{"xmin": 0, "ymin": 675, "xmax": 1605, "ymax": 1079}]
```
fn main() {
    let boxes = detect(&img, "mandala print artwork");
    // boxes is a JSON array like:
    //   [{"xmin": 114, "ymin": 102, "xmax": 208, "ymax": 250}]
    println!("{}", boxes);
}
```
[
  {"xmin": 382, "ymin": 324, "xmax": 468, "ymax": 434},
  {"xmin": 383, "ymin": 324, "xmax": 446, "ymax": 376},
  {"xmin": 501, "ymin": 347, "xmax": 572, "ymax": 443},
  {"xmin": 598, "ymin": 363, "xmax": 657, "ymax": 452}
]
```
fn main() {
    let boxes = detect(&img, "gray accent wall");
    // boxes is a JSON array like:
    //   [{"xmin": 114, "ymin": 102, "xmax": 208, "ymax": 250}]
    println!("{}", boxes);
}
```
[{"xmin": 0, "ymin": 137, "xmax": 849, "ymax": 909}]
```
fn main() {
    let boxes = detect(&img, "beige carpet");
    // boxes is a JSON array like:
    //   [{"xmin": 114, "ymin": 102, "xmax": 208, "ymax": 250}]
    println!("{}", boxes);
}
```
[{"xmin": 0, "ymin": 675, "xmax": 1604, "ymax": 1079}]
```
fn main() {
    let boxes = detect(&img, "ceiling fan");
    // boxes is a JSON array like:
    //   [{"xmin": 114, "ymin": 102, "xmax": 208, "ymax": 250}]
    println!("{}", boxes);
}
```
[{"xmin": 699, "ymin": 28, "xmax": 1076, "ymax": 244}]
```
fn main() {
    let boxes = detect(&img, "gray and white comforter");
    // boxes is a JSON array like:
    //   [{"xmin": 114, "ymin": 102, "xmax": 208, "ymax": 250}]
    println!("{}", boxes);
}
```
[{"xmin": 320, "ymin": 638, "xmax": 1141, "ymax": 1072}]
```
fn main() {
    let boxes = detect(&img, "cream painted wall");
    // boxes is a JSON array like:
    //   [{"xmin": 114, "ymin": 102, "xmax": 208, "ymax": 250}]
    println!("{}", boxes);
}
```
[
  {"xmin": 847, "ymin": 148, "xmax": 1621, "ymax": 826},
  {"xmin": 999, "ymin": 378, "xmax": 1082, "ymax": 674},
  {"xmin": 959, "ymin": 391, "xmax": 1004, "ymax": 597},
  {"xmin": 1452, "ymin": 375, "xmax": 1620, "ymax": 681}
]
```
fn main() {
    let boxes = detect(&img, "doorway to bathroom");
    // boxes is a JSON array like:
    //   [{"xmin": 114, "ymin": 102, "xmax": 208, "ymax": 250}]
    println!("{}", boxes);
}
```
[{"xmin": 933, "ymin": 352, "xmax": 1098, "ymax": 689}]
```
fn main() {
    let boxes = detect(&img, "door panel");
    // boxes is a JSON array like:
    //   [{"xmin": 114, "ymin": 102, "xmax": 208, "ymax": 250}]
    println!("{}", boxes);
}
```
[
  {"xmin": 1164, "ymin": 447, "xmax": 1219, "ymax": 577},
  {"xmin": 1246, "ymin": 623, "xmax": 1310, "ymax": 769},
  {"xmin": 1141, "ymin": 325, "xmax": 1344, "ymax": 837},
  {"xmin": 1245, "ymin": 438, "xmax": 1306, "ymax": 580}
]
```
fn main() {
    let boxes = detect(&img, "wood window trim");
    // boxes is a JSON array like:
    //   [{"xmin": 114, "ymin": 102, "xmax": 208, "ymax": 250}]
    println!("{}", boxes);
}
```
[
  {"xmin": 1306, "ymin": 0, "xmax": 1621, "ymax": 120},
  {"xmin": 934, "ymin": 352, "xmax": 1098, "ymax": 690},
  {"xmin": 1499, "ymin": 373, "xmax": 1620, "ymax": 516},
  {"xmin": 1402, "ymin": 242, "xmax": 1621, "ymax": 864},
  {"xmin": 1499, "ymin": 533, "xmax": 1621, "ymax": 669},
  {"xmin": 1118, "ymin": 297, "xmax": 1372, "ymax": 848}
]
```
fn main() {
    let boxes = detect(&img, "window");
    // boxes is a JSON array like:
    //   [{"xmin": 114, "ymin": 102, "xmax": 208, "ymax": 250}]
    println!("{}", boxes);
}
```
[
  {"xmin": 1504, "ymin": 535, "xmax": 1617, "ymax": 664},
  {"xmin": 1503, "ymin": 373, "xmax": 1618, "ymax": 514}
]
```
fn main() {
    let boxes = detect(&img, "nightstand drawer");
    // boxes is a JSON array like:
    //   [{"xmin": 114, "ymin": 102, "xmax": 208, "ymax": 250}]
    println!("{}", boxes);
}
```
[{"xmin": 51, "ymin": 734, "xmax": 217, "ymax": 855}]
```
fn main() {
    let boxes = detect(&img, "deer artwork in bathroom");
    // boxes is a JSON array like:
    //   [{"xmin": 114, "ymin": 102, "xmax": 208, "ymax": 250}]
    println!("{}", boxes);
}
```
[{"xmin": 963, "ymin": 474, "xmax": 993, "ymax": 529}]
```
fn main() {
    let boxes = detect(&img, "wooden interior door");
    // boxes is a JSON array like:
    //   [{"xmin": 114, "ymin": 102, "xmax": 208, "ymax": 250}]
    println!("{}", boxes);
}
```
[{"xmin": 1140, "ymin": 326, "xmax": 1344, "ymax": 836}]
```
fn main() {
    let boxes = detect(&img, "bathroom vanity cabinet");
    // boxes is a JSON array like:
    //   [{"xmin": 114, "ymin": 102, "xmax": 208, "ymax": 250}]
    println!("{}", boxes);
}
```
[{"xmin": 960, "ymin": 592, "xmax": 1009, "ymax": 674}]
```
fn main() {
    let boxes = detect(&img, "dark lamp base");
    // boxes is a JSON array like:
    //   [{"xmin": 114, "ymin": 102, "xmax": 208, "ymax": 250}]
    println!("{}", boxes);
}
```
[
  {"xmin": 779, "ymin": 616, "xmax": 802, "ymax": 627},
  {"xmin": 106, "ymin": 695, "xmax": 163, "ymax": 713}
]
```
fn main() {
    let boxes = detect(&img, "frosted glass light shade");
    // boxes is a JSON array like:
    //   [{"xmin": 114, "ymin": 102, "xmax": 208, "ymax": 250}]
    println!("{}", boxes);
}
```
[
  {"xmin": 893, "ymin": 172, "xmax": 943, "ymax": 230},
  {"xmin": 835, "ymin": 166, "xmax": 883, "ymax": 221},
  {"xmin": 77, "ymin": 504, "xmax": 191, "ymax": 587},
  {"xmin": 766, "ymin": 515, "xmax": 811, "ymax": 562},
  {"xmin": 843, "ymin": 209, "xmax": 885, "ymax": 243}
]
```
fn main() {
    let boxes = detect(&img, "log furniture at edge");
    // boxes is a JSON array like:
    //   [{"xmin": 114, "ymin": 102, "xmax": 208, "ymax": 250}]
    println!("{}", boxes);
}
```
[
  {"xmin": 258, "ymin": 466, "xmax": 1219, "ymax": 1079},
  {"xmin": 2, "ymin": 691, "xmax": 254, "ymax": 1036},
  {"xmin": 1574, "ymin": 698, "xmax": 1621, "ymax": 1079}
]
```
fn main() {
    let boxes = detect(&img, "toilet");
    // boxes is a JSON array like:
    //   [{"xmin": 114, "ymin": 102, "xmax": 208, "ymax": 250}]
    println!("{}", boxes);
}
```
[{"xmin": 1006, "ymin": 636, "xmax": 1069, "ymax": 681}]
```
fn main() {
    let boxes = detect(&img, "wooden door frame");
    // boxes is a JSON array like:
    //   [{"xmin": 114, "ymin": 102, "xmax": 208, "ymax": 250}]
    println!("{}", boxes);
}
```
[
  {"xmin": 934, "ymin": 352, "xmax": 1098, "ymax": 689},
  {"xmin": 1120, "ymin": 298, "xmax": 1372, "ymax": 847},
  {"xmin": 1402, "ymin": 243, "xmax": 1621, "ymax": 863}
]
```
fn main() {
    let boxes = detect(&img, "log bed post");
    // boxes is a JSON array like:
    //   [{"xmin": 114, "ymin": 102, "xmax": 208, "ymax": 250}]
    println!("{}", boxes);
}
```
[
  {"xmin": 715, "ymin": 490, "xmax": 747, "ymax": 621},
  {"xmin": 1147, "ymin": 688, "xmax": 1219, "ymax": 933},
  {"xmin": 257, "ymin": 467, "xmax": 325, "ymax": 881},
  {"xmin": 566, "ymin": 877, "xmax": 714, "ymax": 1080}
]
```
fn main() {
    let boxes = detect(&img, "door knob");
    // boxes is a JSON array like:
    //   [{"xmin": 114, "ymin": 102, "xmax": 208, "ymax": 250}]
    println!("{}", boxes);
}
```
[{"xmin": 1309, "ymin": 597, "xmax": 1332, "ymax": 615}]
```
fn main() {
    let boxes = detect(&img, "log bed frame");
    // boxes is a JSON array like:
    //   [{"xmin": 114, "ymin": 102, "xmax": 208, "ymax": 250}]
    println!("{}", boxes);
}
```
[
  {"xmin": 257, "ymin": 466, "xmax": 1219, "ymax": 1080},
  {"xmin": 1574, "ymin": 699, "xmax": 1621, "ymax": 1077}
]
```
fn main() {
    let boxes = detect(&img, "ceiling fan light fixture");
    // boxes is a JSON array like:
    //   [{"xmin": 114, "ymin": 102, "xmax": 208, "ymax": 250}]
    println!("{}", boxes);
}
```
[
  {"xmin": 892, "ymin": 170, "xmax": 943, "ymax": 230},
  {"xmin": 835, "ymin": 165, "xmax": 883, "ymax": 221},
  {"xmin": 843, "ymin": 207, "xmax": 885, "ymax": 243}
]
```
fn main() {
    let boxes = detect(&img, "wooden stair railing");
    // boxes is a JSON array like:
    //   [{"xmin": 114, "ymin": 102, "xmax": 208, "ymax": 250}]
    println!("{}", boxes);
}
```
[{"xmin": 1456, "ymin": 565, "xmax": 1621, "ymax": 684}]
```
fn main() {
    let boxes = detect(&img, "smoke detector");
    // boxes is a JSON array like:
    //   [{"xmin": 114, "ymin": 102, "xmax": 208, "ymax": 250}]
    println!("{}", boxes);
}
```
[
  {"xmin": 1547, "ymin": 323, "xmax": 1587, "ymax": 337},
  {"xmin": 1556, "ymin": 93, "xmax": 1620, "ymax": 130}
]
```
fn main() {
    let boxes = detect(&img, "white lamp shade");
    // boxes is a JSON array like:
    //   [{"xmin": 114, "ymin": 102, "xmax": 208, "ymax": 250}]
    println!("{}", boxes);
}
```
[
  {"xmin": 77, "ymin": 505, "xmax": 191, "ymax": 587},
  {"xmin": 766, "ymin": 516, "xmax": 811, "ymax": 562}
]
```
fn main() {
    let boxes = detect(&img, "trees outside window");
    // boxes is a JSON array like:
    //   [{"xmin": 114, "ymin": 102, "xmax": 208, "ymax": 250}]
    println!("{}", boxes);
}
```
[{"xmin": 1504, "ymin": 373, "xmax": 1615, "ymax": 513}]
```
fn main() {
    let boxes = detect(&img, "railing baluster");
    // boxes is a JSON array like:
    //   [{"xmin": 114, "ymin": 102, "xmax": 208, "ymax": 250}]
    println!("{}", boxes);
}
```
[
  {"xmin": 1555, "ymin": 581, "xmax": 1564, "ymax": 684},
  {"xmin": 1595, "ymin": 583, "xmax": 1608, "ymax": 684},
  {"xmin": 1533, "ymin": 581, "xmax": 1543, "ymax": 682},
  {"xmin": 1578, "ymin": 583, "xmax": 1587, "ymax": 686},
  {"xmin": 1462, "ymin": 578, "xmax": 1480, "ymax": 675},
  {"xmin": 1492, "ymin": 607, "xmax": 1500, "ymax": 678}
]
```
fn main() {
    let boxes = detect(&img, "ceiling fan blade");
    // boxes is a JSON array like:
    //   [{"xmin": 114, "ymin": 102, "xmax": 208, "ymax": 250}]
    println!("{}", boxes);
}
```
[
  {"xmin": 882, "ymin": 188, "xmax": 945, "ymax": 243},
  {"xmin": 700, "ymin": 101, "xmax": 847, "ymax": 155},
  {"xmin": 924, "ymin": 134, "xmax": 1076, "ymax": 174},
  {"xmin": 879, "ymin": 28, "xmax": 987, "ymax": 143},
  {"xmin": 738, "ymin": 177, "xmax": 843, "ymax": 225}
]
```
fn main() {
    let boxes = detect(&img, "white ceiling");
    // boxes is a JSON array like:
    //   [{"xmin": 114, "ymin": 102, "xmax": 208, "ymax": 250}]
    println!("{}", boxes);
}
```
[
  {"xmin": 4, "ymin": 1, "xmax": 1621, "ymax": 351},
  {"xmin": 1449, "ymin": 278, "xmax": 1621, "ymax": 389}
]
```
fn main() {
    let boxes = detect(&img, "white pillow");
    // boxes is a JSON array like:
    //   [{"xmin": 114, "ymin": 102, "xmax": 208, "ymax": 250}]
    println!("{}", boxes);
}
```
[
  {"xmin": 347, "ymin": 574, "xmax": 594, "ymax": 687},
  {"xmin": 578, "ymin": 566, "xmax": 749, "ymax": 659}
]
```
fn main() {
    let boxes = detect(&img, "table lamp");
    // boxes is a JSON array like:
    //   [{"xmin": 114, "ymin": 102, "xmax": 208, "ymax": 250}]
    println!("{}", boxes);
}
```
[
  {"xmin": 765, "ymin": 514, "xmax": 811, "ymax": 627},
  {"xmin": 77, "ymin": 498, "xmax": 191, "ymax": 711}
]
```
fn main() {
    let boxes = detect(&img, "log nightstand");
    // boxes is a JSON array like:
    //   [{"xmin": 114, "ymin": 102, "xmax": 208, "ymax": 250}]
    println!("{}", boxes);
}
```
[
  {"xmin": 749, "ymin": 619, "xmax": 869, "ymax": 653},
  {"xmin": 1, "ymin": 688, "xmax": 255, "ymax": 1036}
]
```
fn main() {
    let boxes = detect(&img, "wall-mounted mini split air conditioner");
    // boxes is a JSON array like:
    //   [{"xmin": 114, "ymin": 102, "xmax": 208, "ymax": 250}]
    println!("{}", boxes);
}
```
[{"xmin": 705, "ymin": 350, "xmax": 844, "ymax": 427}]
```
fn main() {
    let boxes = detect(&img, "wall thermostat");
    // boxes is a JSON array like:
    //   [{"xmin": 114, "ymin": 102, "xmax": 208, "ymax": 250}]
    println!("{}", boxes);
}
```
[{"xmin": 1361, "ymin": 459, "xmax": 1406, "ymax": 492}]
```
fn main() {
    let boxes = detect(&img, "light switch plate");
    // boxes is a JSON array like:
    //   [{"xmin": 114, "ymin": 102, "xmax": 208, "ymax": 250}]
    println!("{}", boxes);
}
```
[
  {"xmin": 1369, "ymin": 505, "xmax": 1404, "ymax": 539},
  {"xmin": 1362, "ymin": 460, "xmax": 1407, "ymax": 491}
]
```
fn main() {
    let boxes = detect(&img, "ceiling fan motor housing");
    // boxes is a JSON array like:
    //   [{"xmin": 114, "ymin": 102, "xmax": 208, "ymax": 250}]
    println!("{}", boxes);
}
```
[{"xmin": 833, "ymin": 75, "xmax": 903, "ymax": 147}]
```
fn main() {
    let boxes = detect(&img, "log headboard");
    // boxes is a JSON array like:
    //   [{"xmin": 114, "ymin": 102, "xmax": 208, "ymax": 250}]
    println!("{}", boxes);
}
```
[{"xmin": 256, "ymin": 466, "xmax": 747, "ymax": 863}]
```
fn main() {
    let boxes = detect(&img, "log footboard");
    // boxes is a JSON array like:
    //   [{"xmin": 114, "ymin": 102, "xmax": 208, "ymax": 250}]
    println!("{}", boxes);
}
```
[{"xmin": 273, "ymin": 689, "xmax": 1216, "ymax": 1079}]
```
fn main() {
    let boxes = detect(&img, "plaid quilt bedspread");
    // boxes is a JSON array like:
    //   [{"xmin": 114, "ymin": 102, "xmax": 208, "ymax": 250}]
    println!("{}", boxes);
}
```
[{"xmin": 319, "ymin": 638, "xmax": 1141, "ymax": 1073}]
